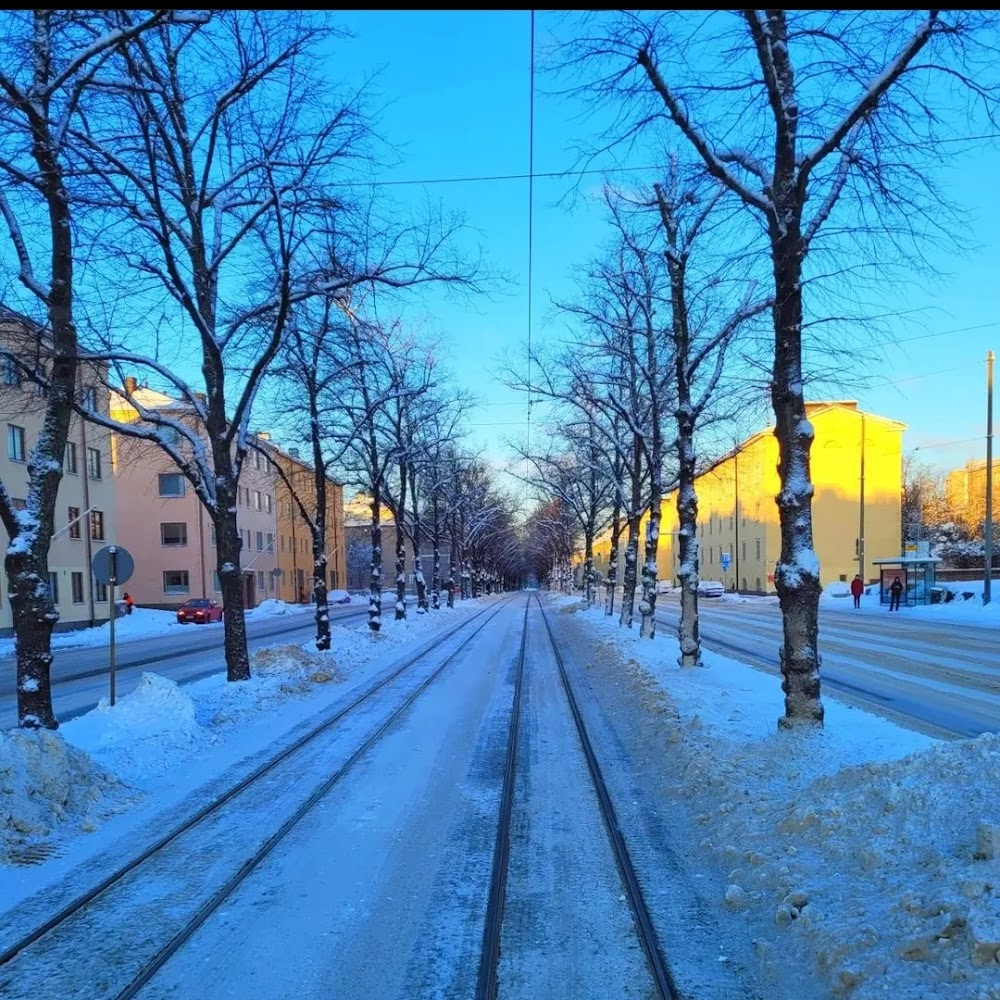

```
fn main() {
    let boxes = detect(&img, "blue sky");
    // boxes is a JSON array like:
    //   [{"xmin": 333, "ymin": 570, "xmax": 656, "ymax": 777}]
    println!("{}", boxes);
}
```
[{"xmin": 329, "ymin": 10, "xmax": 1000, "ymax": 482}]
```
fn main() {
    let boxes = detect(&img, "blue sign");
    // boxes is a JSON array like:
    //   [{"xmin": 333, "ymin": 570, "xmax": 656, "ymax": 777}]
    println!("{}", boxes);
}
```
[{"xmin": 720, "ymin": 552, "xmax": 731, "ymax": 571}]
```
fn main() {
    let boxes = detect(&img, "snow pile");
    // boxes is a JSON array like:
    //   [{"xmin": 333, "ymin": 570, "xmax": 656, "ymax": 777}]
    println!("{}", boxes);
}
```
[
  {"xmin": 250, "ymin": 599, "xmax": 297, "ymax": 617},
  {"xmin": 0, "ymin": 729, "xmax": 134, "ymax": 862},
  {"xmin": 67, "ymin": 673, "xmax": 204, "ymax": 784},
  {"xmin": 822, "ymin": 581, "xmax": 851, "ymax": 598},
  {"xmin": 572, "ymin": 600, "xmax": 1000, "ymax": 999},
  {"xmin": 821, "ymin": 577, "xmax": 1000, "ymax": 627}
]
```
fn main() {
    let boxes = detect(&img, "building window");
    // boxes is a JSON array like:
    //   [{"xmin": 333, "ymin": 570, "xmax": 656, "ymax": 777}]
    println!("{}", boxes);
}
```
[
  {"xmin": 65, "ymin": 441, "xmax": 78, "ymax": 474},
  {"xmin": 82, "ymin": 386, "xmax": 98, "ymax": 410},
  {"xmin": 91, "ymin": 509, "xmax": 105, "ymax": 541},
  {"xmin": 256, "ymin": 570, "xmax": 265, "ymax": 589},
  {"xmin": 255, "ymin": 530, "xmax": 263, "ymax": 552},
  {"xmin": 2, "ymin": 357, "xmax": 19, "ymax": 385},
  {"xmin": 68, "ymin": 506, "xmax": 81, "ymax": 540},
  {"xmin": 160, "ymin": 522, "xmax": 188, "ymax": 546},
  {"xmin": 213, "ymin": 570, "xmax": 221, "ymax": 592},
  {"xmin": 265, "ymin": 494, "xmax": 272, "ymax": 514},
  {"xmin": 254, "ymin": 490, "xmax": 262, "ymax": 511},
  {"xmin": 71, "ymin": 572, "xmax": 84, "ymax": 604},
  {"xmin": 158, "ymin": 473, "xmax": 185, "ymax": 497},
  {"xmin": 254, "ymin": 450, "xmax": 261, "ymax": 470},
  {"xmin": 163, "ymin": 570, "xmax": 190, "ymax": 595},
  {"xmin": 7, "ymin": 424, "xmax": 26, "ymax": 462},
  {"xmin": 95, "ymin": 580, "xmax": 108, "ymax": 603},
  {"xmin": 87, "ymin": 447, "xmax": 102, "ymax": 480},
  {"xmin": 742, "ymin": 541, "xmax": 747, "ymax": 560},
  {"xmin": 266, "ymin": 532, "xmax": 274, "ymax": 553},
  {"xmin": 48, "ymin": 572, "xmax": 59, "ymax": 605},
  {"xmin": 281, "ymin": 535, "xmax": 285, "ymax": 552},
  {"xmin": 709, "ymin": 546, "xmax": 714, "ymax": 564},
  {"xmin": 755, "ymin": 539, "xmax": 761, "ymax": 560}
]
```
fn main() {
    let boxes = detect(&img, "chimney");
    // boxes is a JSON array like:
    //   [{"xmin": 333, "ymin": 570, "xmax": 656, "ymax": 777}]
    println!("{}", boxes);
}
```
[
  {"xmin": 124, "ymin": 376, "xmax": 138, "ymax": 395},
  {"xmin": 288, "ymin": 447, "xmax": 300, "ymax": 459}
]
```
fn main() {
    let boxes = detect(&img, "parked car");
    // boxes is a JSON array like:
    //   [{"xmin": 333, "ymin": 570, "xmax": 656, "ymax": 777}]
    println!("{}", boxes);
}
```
[
  {"xmin": 697, "ymin": 579, "xmax": 726, "ymax": 598},
  {"xmin": 329, "ymin": 589, "xmax": 351, "ymax": 605},
  {"xmin": 176, "ymin": 598, "xmax": 223, "ymax": 624}
]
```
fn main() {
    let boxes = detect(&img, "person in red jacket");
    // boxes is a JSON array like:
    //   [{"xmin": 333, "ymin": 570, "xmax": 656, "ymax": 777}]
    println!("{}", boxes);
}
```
[{"xmin": 850, "ymin": 574, "xmax": 864, "ymax": 609}]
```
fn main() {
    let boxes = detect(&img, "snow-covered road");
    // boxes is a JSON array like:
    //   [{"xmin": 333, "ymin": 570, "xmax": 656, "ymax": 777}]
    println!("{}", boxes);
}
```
[{"xmin": 656, "ymin": 598, "xmax": 1000, "ymax": 737}]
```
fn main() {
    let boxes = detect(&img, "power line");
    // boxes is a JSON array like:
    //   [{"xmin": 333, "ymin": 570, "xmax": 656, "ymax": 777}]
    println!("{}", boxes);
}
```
[
  {"xmin": 349, "ymin": 132, "xmax": 1000, "ymax": 189},
  {"xmin": 526, "ymin": 9, "xmax": 535, "ymax": 477}
]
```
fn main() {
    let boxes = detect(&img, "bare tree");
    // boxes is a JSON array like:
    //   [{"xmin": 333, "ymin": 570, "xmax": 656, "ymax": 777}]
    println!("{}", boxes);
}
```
[
  {"xmin": 0, "ymin": 9, "xmax": 176, "ymax": 728},
  {"xmin": 563, "ymin": 9, "xmax": 999, "ymax": 724},
  {"xmin": 74, "ymin": 12, "xmax": 455, "ymax": 674},
  {"xmin": 651, "ymin": 171, "xmax": 771, "ymax": 665}
]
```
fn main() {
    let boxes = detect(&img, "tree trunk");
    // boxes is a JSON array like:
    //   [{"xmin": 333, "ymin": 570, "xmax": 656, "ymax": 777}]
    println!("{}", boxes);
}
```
[
  {"xmin": 216, "ymin": 501, "xmax": 250, "ymax": 681},
  {"xmin": 369, "ymin": 489, "xmax": 383, "ymax": 632},
  {"xmin": 619, "ymin": 514, "xmax": 640, "ymax": 627},
  {"xmin": 676, "ymin": 446, "xmax": 702, "ymax": 668},
  {"xmin": 639, "ymin": 493, "xmax": 660, "ymax": 639},
  {"xmin": 412, "ymin": 541, "xmax": 427, "ymax": 613},
  {"xmin": 311, "ymin": 393, "xmax": 330, "ymax": 651},
  {"xmin": 7, "ymin": 30, "xmax": 79, "ymax": 729},
  {"xmin": 394, "ymin": 462, "xmax": 408, "ymax": 621},
  {"xmin": 431, "ymin": 538, "xmax": 440, "ymax": 610},
  {"xmin": 605, "ymin": 504, "xmax": 622, "ymax": 617},
  {"xmin": 312, "ymin": 540, "xmax": 330, "ymax": 652},
  {"xmin": 7, "ymin": 540, "xmax": 59, "ymax": 729},
  {"xmin": 583, "ymin": 532, "xmax": 595, "ymax": 608},
  {"xmin": 771, "ymin": 229, "xmax": 824, "ymax": 726}
]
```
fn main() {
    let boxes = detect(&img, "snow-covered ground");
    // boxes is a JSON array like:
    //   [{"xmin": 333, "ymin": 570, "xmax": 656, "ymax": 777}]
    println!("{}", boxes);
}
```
[
  {"xmin": 822, "ymin": 578, "xmax": 1000, "ymax": 627},
  {"xmin": 0, "ymin": 599, "xmax": 483, "ymax": 913},
  {"xmin": 0, "ymin": 599, "xmax": 315, "ymax": 658},
  {"xmin": 560, "ymin": 595, "xmax": 1000, "ymax": 1000}
]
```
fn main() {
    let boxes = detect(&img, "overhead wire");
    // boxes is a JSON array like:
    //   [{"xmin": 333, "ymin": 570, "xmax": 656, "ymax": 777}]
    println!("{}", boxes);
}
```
[{"xmin": 526, "ymin": 9, "xmax": 535, "ymax": 478}]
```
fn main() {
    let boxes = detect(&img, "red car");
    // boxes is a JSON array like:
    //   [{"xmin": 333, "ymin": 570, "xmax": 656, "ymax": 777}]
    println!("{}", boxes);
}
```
[{"xmin": 176, "ymin": 598, "xmax": 223, "ymax": 624}]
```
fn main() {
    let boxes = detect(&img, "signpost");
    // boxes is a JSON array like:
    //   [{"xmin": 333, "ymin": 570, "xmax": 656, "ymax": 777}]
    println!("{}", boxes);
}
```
[
  {"xmin": 92, "ymin": 545, "xmax": 135, "ymax": 707},
  {"xmin": 720, "ymin": 552, "xmax": 731, "ymax": 572}
]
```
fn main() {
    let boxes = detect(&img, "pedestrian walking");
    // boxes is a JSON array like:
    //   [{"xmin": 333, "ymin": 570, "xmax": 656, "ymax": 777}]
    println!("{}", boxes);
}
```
[
  {"xmin": 850, "ymin": 574, "xmax": 864, "ymax": 609},
  {"xmin": 888, "ymin": 575, "xmax": 903, "ymax": 612}
]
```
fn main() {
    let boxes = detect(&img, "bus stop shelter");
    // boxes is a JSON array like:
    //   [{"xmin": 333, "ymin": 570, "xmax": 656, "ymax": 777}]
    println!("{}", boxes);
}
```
[{"xmin": 871, "ymin": 555, "xmax": 941, "ymax": 607}]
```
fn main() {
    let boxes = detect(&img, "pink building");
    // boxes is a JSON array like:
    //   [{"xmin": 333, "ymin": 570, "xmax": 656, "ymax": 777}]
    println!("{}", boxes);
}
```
[{"xmin": 110, "ymin": 386, "xmax": 279, "ymax": 609}]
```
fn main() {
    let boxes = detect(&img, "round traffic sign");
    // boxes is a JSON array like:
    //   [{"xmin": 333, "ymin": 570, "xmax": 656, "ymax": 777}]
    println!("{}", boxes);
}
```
[{"xmin": 92, "ymin": 545, "xmax": 135, "ymax": 585}]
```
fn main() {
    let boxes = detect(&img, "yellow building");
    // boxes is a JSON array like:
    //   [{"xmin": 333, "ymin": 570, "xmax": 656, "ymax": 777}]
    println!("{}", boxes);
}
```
[
  {"xmin": 593, "ymin": 401, "xmax": 905, "ymax": 593},
  {"xmin": 945, "ymin": 459, "xmax": 999, "ymax": 536},
  {"xmin": 266, "ymin": 441, "xmax": 346, "ymax": 602}
]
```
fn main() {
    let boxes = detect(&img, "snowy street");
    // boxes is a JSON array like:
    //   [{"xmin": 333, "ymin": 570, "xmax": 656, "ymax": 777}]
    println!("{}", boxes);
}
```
[
  {"xmin": 0, "ymin": 602, "xmax": 372, "ymax": 728},
  {"xmin": 656, "ymin": 596, "xmax": 1000, "ymax": 737},
  {"xmin": 1, "ymin": 594, "xmax": 753, "ymax": 999}
]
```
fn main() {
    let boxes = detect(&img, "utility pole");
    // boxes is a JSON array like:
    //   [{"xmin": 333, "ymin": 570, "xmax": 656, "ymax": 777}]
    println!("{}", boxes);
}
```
[
  {"xmin": 858, "ymin": 411, "xmax": 866, "ymax": 583},
  {"xmin": 985, "ymin": 350, "xmax": 994, "ymax": 605}
]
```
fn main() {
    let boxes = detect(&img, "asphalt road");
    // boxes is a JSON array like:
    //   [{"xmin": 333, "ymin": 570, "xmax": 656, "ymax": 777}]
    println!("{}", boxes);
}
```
[
  {"xmin": 655, "ymin": 596, "xmax": 1000, "ymax": 738},
  {"xmin": 0, "ymin": 603, "xmax": 373, "ymax": 728}
]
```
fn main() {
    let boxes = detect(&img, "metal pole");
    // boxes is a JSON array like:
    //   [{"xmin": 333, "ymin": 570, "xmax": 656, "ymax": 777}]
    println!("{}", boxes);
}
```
[
  {"xmin": 859, "ymin": 412, "xmax": 866, "ymax": 583},
  {"xmin": 985, "ymin": 350, "xmax": 994, "ymax": 605},
  {"xmin": 109, "ymin": 546, "xmax": 117, "ymax": 706}
]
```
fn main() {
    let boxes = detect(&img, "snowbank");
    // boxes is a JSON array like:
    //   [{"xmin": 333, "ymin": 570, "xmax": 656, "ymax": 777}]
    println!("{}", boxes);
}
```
[
  {"xmin": 1, "ymin": 729, "xmax": 135, "ymax": 865},
  {"xmin": 572, "ymin": 600, "xmax": 1000, "ymax": 999}
]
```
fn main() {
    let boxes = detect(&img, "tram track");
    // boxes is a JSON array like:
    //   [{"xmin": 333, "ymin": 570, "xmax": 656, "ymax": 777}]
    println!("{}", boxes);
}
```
[
  {"xmin": 476, "ymin": 594, "xmax": 679, "ymax": 1000},
  {"xmin": 0, "ymin": 597, "xmax": 516, "ymax": 1000}
]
